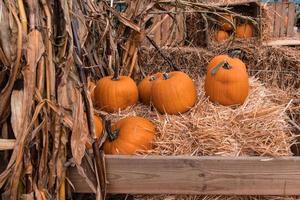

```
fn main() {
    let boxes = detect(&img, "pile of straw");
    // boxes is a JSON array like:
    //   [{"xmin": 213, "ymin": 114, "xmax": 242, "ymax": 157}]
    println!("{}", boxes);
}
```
[{"xmin": 107, "ymin": 77, "xmax": 295, "ymax": 157}]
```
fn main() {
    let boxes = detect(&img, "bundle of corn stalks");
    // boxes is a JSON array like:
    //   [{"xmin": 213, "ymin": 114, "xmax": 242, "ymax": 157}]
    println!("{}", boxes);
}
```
[{"xmin": 0, "ymin": 0, "xmax": 262, "ymax": 199}]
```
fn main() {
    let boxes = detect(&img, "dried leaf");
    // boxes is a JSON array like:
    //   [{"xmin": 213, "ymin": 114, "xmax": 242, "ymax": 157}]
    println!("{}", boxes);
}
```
[
  {"xmin": 57, "ymin": 68, "xmax": 77, "ymax": 110},
  {"xmin": 0, "ymin": 3, "xmax": 22, "ymax": 122},
  {"xmin": 105, "ymin": 4, "xmax": 141, "ymax": 33},
  {"xmin": 5, "ymin": 29, "xmax": 44, "ymax": 200},
  {"xmin": 71, "ymin": 89, "xmax": 88, "ymax": 165},
  {"xmin": 10, "ymin": 89, "xmax": 24, "ymax": 138}
]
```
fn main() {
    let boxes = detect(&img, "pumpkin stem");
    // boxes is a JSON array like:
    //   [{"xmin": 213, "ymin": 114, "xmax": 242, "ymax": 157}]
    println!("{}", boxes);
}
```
[
  {"xmin": 211, "ymin": 60, "xmax": 232, "ymax": 76},
  {"xmin": 105, "ymin": 119, "xmax": 120, "ymax": 141},
  {"xmin": 223, "ymin": 61, "xmax": 232, "ymax": 70},
  {"xmin": 149, "ymin": 76, "xmax": 156, "ymax": 81},
  {"xmin": 162, "ymin": 73, "xmax": 169, "ymax": 80},
  {"xmin": 112, "ymin": 64, "xmax": 119, "ymax": 81}
]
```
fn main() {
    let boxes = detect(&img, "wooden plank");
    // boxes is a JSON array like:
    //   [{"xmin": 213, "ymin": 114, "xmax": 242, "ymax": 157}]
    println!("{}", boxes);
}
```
[
  {"xmin": 175, "ymin": 12, "xmax": 184, "ymax": 46},
  {"xmin": 0, "ymin": 139, "xmax": 16, "ymax": 150},
  {"xmin": 263, "ymin": 39, "xmax": 300, "ymax": 46},
  {"xmin": 274, "ymin": 3, "xmax": 282, "ymax": 37},
  {"xmin": 152, "ymin": 16, "xmax": 161, "ymax": 46},
  {"xmin": 69, "ymin": 155, "xmax": 300, "ymax": 195},
  {"xmin": 280, "ymin": 3, "xmax": 288, "ymax": 37},
  {"xmin": 287, "ymin": 3, "xmax": 296, "ymax": 37},
  {"xmin": 268, "ymin": 3, "xmax": 276, "ymax": 37},
  {"xmin": 161, "ymin": 14, "xmax": 172, "ymax": 46}
]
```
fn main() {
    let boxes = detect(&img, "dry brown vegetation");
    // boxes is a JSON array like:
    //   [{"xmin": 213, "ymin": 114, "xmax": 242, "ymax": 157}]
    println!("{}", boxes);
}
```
[{"xmin": 0, "ymin": 0, "xmax": 299, "ymax": 199}]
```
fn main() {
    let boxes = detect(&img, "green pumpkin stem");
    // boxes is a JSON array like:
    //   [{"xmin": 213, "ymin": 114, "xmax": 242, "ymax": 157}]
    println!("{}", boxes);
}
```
[
  {"xmin": 162, "ymin": 73, "xmax": 169, "ymax": 80},
  {"xmin": 211, "ymin": 60, "xmax": 232, "ymax": 76},
  {"xmin": 105, "ymin": 119, "xmax": 120, "ymax": 141}
]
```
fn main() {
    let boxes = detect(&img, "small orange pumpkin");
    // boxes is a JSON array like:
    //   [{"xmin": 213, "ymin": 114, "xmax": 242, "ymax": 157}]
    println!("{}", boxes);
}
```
[
  {"xmin": 138, "ymin": 72, "xmax": 162, "ymax": 105},
  {"xmin": 151, "ymin": 71, "xmax": 197, "ymax": 114},
  {"xmin": 94, "ymin": 71, "xmax": 138, "ymax": 112},
  {"xmin": 215, "ymin": 30, "xmax": 230, "ymax": 42},
  {"xmin": 86, "ymin": 115, "xmax": 103, "ymax": 149},
  {"xmin": 104, "ymin": 116, "xmax": 155, "ymax": 155},
  {"xmin": 204, "ymin": 55, "xmax": 249, "ymax": 106},
  {"xmin": 236, "ymin": 24, "xmax": 254, "ymax": 38},
  {"xmin": 220, "ymin": 14, "xmax": 234, "ymax": 31}
]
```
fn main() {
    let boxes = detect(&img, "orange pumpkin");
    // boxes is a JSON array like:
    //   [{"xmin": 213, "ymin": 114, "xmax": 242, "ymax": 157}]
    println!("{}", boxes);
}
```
[
  {"xmin": 220, "ymin": 14, "xmax": 234, "ymax": 31},
  {"xmin": 236, "ymin": 24, "xmax": 254, "ymax": 38},
  {"xmin": 104, "ymin": 116, "xmax": 155, "ymax": 155},
  {"xmin": 94, "ymin": 73, "xmax": 138, "ymax": 112},
  {"xmin": 86, "ymin": 115, "xmax": 103, "ymax": 149},
  {"xmin": 138, "ymin": 72, "xmax": 162, "ymax": 105},
  {"xmin": 151, "ymin": 71, "xmax": 197, "ymax": 114},
  {"xmin": 204, "ymin": 55, "xmax": 249, "ymax": 106},
  {"xmin": 215, "ymin": 30, "xmax": 230, "ymax": 42}
]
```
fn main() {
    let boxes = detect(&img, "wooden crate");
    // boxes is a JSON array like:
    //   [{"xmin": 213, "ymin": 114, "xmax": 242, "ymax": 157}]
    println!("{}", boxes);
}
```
[
  {"xmin": 185, "ymin": 1, "xmax": 262, "ymax": 47},
  {"xmin": 149, "ymin": 1, "xmax": 262, "ymax": 48},
  {"xmin": 267, "ymin": 1, "xmax": 296, "ymax": 38}
]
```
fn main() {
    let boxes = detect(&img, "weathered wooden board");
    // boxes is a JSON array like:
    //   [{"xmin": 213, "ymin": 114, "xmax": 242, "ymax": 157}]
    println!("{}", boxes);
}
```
[
  {"xmin": 274, "ymin": 3, "xmax": 283, "ymax": 37},
  {"xmin": 268, "ymin": 2, "xmax": 296, "ymax": 38},
  {"xmin": 287, "ymin": 3, "xmax": 296, "ymax": 37},
  {"xmin": 264, "ymin": 39, "xmax": 300, "ymax": 46},
  {"xmin": 280, "ymin": 3, "xmax": 288, "ymax": 37},
  {"xmin": 69, "ymin": 155, "xmax": 300, "ymax": 195}
]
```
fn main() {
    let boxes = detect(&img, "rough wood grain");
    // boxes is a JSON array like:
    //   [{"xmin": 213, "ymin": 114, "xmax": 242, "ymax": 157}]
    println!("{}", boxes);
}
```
[
  {"xmin": 69, "ymin": 155, "xmax": 300, "ymax": 195},
  {"xmin": 280, "ymin": 3, "xmax": 288, "ymax": 37},
  {"xmin": 161, "ymin": 14, "xmax": 172, "ymax": 46},
  {"xmin": 0, "ymin": 139, "xmax": 16, "ymax": 150},
  {"xmin": 287, "ymin": 3, "xmax": 295, "ymax": 37},
  {"xmin": 268, "ymin": 3, "xmax": 276, "ymax": 37},
  {"xmin": 274, "ymin": 3, "xmax": 283, "ymax": 37},
  {"xmin": 264, "ymin": 39, "xmax": 300, "ymax": 46},
  {"xmin": 153, "ymin": 16, "xmax": 162, "ymax": 46},
  {"xmin": 175, "ymin": 12, "xmax": 184, "ymax": 46}
]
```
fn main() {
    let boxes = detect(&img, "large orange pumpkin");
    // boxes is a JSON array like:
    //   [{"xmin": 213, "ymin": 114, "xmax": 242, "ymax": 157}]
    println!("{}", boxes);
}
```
[
  {"xmin": 215, "ymin": 30, "xmax": 230, "ymax": 42},
  {"xmin": 104, "ymin": 116, "xmax": 155, "ymax": 155},
  {"xmin": 138, "ymin": 72, "xmax": 162, "ymax": 105},
  {"xmin": 220, "ymin": 14, "xmax": 234, "ymax": 31},
  {"xmin": 94, "ymin": 73, "xmax": 138, "ymax": 112},
  {"xmin": 151, "ymin": 71, "xmax": 197, "ymax": 114},
  {"xmin": 204, "ymin": 55, "xmax": 249, "ymax": 106},
  {"xmin": 86, "ymin": 115, "xmax": 103, "ymax": 149},
  {"xmin": 236, "ymin": 24, "xmax": 254, "ymax": 38}
]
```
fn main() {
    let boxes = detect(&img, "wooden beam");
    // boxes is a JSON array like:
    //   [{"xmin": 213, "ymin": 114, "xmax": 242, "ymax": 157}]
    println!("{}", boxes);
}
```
[
  {"xmin": 69, "ymin": 155, "xmax": 300, "ymax": 195},
  {"xmin": 0, "ymin": 139, "xmax": 15, "ymax": 150},
  {"xmin": 264, "ymin": 39, "xmax": 300, "ymax": 46}
]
